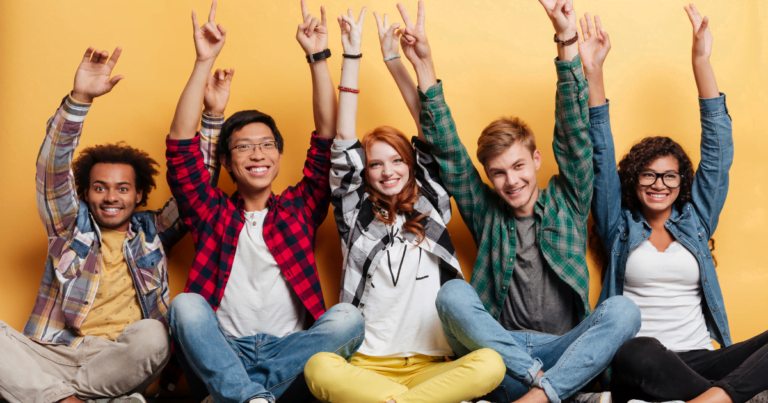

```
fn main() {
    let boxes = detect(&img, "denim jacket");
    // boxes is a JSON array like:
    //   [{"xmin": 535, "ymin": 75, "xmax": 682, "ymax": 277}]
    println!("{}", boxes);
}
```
[{"xmin": 589, "ymin": 94, "xmax": 733, "ymax": 346}]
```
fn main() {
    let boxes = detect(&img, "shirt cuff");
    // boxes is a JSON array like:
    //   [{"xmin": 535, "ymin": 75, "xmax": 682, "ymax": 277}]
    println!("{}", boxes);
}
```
[
  {"xmin": 332, "ymin": 138, "xmax": 360, "ymax": 151},
  {"xmin": 166, "ymin": 133, "xmax": 200, "ymax": 154},
  {"xmin": 588, "ymin": 100, "xmax": 610, "ymax": 124},
  {"xmin": 62, "ymin": 93, "xmax": 92, "ymax": 123},
  {"xmin": 418, "ymin": 80, "xmax": 444, "ymax": 102},
  {"xmin": 555, "ymin": 54, "xmax": 585, "ymax": 83},
  {"xmin": 202, "ymin": 112, "xmax": 225, "ymax": 129},
  {"xmin": 310, "ymin": 131, "xmax": 333, "ymax": 151},
  {"xmin": 699, "ymin": 92, "xmax": 728, "ymax": 116}
]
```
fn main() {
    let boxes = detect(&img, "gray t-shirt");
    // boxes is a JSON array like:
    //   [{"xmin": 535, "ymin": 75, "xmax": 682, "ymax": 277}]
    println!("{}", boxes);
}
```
[{"xmin": 498, "ymin": 214, "xmax": 579, "ymax": 335}]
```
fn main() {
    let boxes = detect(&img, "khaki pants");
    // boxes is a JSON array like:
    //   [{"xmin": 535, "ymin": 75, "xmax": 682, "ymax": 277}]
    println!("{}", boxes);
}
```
[
  {"xmin": 304, "ymin": 349, "xmax": 506, "ymax": 403},
  {"xmin": 0, "ymin": 319, "xmax": 170, "ymax": 403}
]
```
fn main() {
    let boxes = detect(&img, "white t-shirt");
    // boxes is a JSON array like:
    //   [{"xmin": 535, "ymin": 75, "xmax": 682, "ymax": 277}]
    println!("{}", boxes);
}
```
[
  {"xmin": 357, "ymin": 215, "xmax": 454, "ymax": 358},
  {"xmin": 624, "ymin": 240, "xmax": 714, "ymax": 352},
  {"xmin": 216, "ymin": 209, "xmax": 306, "ymax": 339}
]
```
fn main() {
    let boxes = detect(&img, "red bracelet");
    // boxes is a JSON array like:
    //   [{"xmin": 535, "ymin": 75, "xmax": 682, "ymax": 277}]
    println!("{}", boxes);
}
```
[{"xmin": 338, "ymin": 85, "xmax": 360, "ymax": 94}]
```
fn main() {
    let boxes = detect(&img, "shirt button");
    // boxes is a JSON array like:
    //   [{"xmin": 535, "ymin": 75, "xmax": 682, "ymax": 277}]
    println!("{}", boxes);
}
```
[
  {"xmin": 713, "ymin": 308, "xmax": 717, "ymax": 312},
  {"xmin": 510, "ymin": 227, "xmax": 514, "ymax": 231},
  {"xmin": 509, "ymin": 258, "xmax": 514, "ymax": 263},
  {"xmin": 503, "ymin": 286, "xmax": 507, "ymax": 290}
]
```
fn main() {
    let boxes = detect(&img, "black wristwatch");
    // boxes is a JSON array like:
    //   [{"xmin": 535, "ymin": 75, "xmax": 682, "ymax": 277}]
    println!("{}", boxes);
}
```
[{"xmin": 306, "ymin": 49, "xmax": 332, "ymax": 63}]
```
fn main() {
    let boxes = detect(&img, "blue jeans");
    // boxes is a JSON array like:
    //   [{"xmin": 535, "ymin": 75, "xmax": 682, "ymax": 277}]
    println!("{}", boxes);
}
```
[
  {"xmin": 167, "ymin": 293, "xmax": 365, "ymax": 403},
  {"xmin": 435, "ymin": 280, "xmax": 640, "ymax": 403}
]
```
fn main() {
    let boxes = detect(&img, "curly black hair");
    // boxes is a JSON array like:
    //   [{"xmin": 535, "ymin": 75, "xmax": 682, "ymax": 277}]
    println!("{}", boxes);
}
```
[
  {"xmin": 617, "ymin": 136, "xmax": 695, "ymax": 212},
  {"xmin": 589, "ymin": 136, "xmax": 716, "ymax": 278},
  {"xmin": 72, "ymin": 142, "xmax": 159, "ymax": 207}
]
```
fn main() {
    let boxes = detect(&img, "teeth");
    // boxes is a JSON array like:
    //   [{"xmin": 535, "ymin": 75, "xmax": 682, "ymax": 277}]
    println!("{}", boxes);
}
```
[
  {"xmin": 248, "ymin": 167, "xmax": 268, "ymax": 173},
  {"xmin": 507, "ymin": 188, "xmax": 523, "ymax": 194},
  {"xmin": 382, "ymin": 179, "xmax": 398, "ymax": 185},
  {"xmin": 104, "ymin": 208, "xmax": 120, "ymax": 212},
  {"xmin": 648, "ymin": 193, "xmax": 667, "ymax": 200}
]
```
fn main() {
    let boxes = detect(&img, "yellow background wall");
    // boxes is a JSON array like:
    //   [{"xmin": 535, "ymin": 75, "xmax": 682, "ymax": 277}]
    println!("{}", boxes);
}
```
[{"xmin": 1, "ymin": 0, "xmax": 766, "ymax": 346}]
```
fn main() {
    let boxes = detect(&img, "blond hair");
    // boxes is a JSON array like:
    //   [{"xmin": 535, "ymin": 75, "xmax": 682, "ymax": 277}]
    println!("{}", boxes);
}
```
[{"xmin": 476, "ymin": 116, "xmax": 536, "ymax": 166}]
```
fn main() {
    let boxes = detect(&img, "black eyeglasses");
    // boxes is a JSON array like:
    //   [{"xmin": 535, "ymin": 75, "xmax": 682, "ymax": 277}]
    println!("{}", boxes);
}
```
[{"xmin": 637, "ymin": 170, "xmax": 683, "ymax": 188}]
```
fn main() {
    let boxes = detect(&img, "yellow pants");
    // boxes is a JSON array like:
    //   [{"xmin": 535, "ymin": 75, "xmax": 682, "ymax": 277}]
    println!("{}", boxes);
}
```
[{"xmin": 304, "ymin": 349, "xmax": 505, "ymax": 403}]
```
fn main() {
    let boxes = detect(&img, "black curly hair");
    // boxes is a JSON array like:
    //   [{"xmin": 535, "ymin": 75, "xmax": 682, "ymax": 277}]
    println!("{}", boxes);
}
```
[
  {"xmin": 617, "ymin": 136, "xmax": 695, "ymax": 213},
  {"xmin": 589, "ymin": 136, "xmax": 716, "ymax": 278},
  {"xmin": 72, "ymin": 142, "xmax": 159, "ymax": 207}
]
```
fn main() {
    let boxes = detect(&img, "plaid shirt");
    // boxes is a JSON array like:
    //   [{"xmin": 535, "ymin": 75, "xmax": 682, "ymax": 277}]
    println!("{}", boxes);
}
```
[
  {"xmin": 27, "ymin": 95, "xmax": 219, "ymax": 348},
  {"xmin": 165, "ymin": 125, "xmax": 331, "ymax": 320},
  {"xmin": 330, "ymin": 138, "xmax": 463, "ymax": 310},
  {"xmin": 419, "ymin": 56, "xmax": 593, "ymax": 320}
]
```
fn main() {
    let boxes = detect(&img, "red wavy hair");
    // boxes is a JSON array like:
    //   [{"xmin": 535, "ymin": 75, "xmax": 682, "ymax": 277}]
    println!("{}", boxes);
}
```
[{"xmin": 361, "ymin": 126, "xmax": 427, "ymax": 243}]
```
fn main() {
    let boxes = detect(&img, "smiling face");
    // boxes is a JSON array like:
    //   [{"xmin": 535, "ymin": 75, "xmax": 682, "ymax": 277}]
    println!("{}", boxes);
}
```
[
  {"xmin": 635, "ymin": 155, "xmax": 681, "ymax": 217},
  {"xmin": 220, "ymin": 122, "xmax": 282, "ymax": 196},
  {"xmin": 483, "ymin": 142, "xmax": 542, "ymax": 216},
  {"xmin": 85, "ymin": 163, "xmax": 142, "ymax": 232},
  {"xmin": 366, "ymin": 140, "xmax": 411, "ymax": 201}
]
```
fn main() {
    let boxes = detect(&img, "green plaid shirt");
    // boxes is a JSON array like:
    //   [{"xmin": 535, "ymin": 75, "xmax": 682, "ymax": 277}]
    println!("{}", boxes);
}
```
[{"xmin": 419, "ymin": 56, "xmax": 593, "ymax": 321}]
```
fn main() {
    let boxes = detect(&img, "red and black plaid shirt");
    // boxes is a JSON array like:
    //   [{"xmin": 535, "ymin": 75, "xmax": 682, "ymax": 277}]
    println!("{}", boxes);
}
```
[{"xmin": 165, "ymin": 130, "xmax": 331, "ymax": 320}]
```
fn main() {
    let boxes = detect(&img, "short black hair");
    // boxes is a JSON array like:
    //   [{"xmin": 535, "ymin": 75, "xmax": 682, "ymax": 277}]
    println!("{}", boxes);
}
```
[
  {"xmin": 217, "ymin": 110, "xmax": 284, "ymax": 182},
  {"xmin": 72, "ymin": 142, "xmax": 159, "ymax": 207}
]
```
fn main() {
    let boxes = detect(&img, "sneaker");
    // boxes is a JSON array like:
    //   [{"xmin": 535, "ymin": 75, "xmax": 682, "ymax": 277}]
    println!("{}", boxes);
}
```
[
  {"xmin": 747, "ymin": 391, "xmax": 768, "ymax": 403},
  {"xmin": 201, "ymin": 396, "xmax": 215, "ymax": 403},
  {"xmin": 201, "ymin": 396, "xmax": 268, "ymax": 403},
  {"xmin": 87, "ymin": 393, "xmax": 147, "ymax": 403},
  {"xmin": 571, "ymin": 392, "xmax": 611, "ymax": 403}
]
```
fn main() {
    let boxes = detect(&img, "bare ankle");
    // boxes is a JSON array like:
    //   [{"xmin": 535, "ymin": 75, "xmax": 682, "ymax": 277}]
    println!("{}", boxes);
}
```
[
  {"xmin": 58, "ymin": 396, "xmax": 84, "ymax": 403},
  {"xmin": 514, "ymin": 387, "xmax": 549, "ymax": 403}
]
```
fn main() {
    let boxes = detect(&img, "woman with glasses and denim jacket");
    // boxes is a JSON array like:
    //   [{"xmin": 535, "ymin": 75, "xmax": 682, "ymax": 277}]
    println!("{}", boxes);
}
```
[
  {"xmin": 580, "ymin": 5, "xmax": 768, "ymax": 403},
  {"xmin": 302, "ymin": 5, "xmax": 505, "ymax": 403}
]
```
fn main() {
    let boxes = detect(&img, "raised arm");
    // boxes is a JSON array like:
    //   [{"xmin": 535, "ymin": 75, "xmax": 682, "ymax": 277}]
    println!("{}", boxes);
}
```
[
  {"xmin": 169, "ymin": 0, "xmax": 227, "ymax": 141},
  {"xmin": 335, "ymin": 7, "xmax": 366, "ymax": 142},
  {"xmin": 539, "ymin": 0, "xmax": 593, "ymax": 218},
  {"xmin": 37, "ymin": 47, "xmax": 123, "ymax": 238},
  {"xmin": 374, "ymin": 11, "xmax": 423, "ymax": 140},
  {"xmin": 397, "ymin": 1, "xmax": 493, "ymax": 237},
  {"xmin": 580, "ymin": 13, "xmax": 621, "ymax": 246},
  {"xmin": 685, "ymin": 4, "xmax": 733, "ymax": 236},
  {"xmin": 297, "ymin": 0, "xmax": 337, "ymax": 139}
]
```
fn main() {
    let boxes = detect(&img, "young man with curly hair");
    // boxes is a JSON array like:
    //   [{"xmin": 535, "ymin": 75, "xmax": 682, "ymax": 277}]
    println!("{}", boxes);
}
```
[{"xmin": 0, "ymin": 44, "xmax": 223, "ymax": 403}]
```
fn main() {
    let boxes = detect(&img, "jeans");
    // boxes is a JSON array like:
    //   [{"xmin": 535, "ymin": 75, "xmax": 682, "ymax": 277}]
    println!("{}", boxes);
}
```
[
  {"xmin": 167, "ymin": 293, "xmax": 365, "ymax": 403},
  {"xmin": 611, "ymin": 332, "xmax": 768, "ymax": 403},
  {"xmin": 435, "ymin": 280, "xmax": 641, "ymax": 403}
]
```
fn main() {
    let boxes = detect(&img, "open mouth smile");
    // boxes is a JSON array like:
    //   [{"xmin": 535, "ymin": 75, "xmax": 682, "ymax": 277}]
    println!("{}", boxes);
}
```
[{"xmin": 381, "ymin": 178, "xmax": 400, "ymax": 188}]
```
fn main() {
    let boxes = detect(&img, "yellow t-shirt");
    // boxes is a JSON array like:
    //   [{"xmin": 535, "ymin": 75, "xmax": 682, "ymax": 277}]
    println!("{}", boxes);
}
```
[{"xmin": 79, "ymin": 228, "xmax": 144, "ymax": 340}]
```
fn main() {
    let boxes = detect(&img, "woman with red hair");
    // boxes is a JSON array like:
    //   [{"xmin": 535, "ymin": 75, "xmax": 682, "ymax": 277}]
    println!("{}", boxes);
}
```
[{"xmin": 303, "ymin": 5, "xmax": 505, "ymax": 403}]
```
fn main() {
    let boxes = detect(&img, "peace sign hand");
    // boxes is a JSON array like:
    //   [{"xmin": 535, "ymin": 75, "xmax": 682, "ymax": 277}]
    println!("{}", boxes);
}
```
[
  {"xmin": 685, "ymin": 3, "xmax": 712, "ymax": 61},
  {"xmin": 338, "ymin": 8, "xmax": 367, "ymax": 55},
  {"xmin": 72, "ymin": 46, "xmax": 125, "ymax": 104},
  {"xmin": 374, "ymin": 12, "xmax": 402, "ymax": 58},
  {"xmin": 192, "ymin": 0, "xmax": 227, "ymax": 63},
  {"xmin": 397, "ymin": 1, "xmax": 431, "ymax": 67},
  {"xmin": 297, "ymin": 0, "xmax": 329, "ymax": 56}
]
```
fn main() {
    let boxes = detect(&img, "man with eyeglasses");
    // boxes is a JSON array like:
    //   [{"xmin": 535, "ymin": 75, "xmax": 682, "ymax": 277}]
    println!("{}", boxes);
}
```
[{"xmin": 163, "ymin": 2, "xmax": 364, "ymax": 403}]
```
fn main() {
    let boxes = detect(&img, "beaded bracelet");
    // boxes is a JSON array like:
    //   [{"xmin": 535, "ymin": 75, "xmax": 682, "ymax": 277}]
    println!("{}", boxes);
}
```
[{"xmin": 338, "ymin": 85, "xmax": 360, "ymax": 94}]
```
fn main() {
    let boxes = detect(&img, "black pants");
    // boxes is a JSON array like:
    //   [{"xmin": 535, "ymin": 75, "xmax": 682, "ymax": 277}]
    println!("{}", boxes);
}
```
[{"xmin": 611, "ymin": 331, "xmax": 768, "ymax": 403}]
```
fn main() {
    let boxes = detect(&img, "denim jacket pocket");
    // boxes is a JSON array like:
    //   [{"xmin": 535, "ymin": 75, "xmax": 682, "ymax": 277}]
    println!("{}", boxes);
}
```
[{"xmin": 133, "ymin": 248, "xmax": 164, "ymax": 295}]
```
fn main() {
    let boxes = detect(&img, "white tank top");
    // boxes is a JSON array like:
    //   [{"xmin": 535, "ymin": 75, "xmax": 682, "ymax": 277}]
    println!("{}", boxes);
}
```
[{"xmin": 624, "ymin": 240, "xmax": 714, "ymax": 352}]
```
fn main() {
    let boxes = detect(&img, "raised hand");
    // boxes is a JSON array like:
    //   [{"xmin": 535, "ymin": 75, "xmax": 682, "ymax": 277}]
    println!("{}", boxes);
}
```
[
  {"xmin": 204, "ymin": 68, "xmax": 234, "ymax": 115},
  {"xmin": 297, "ymin": 0, "xmax": 329, "ymax": 56},
  {"xmin": 192, "ymin": 0, "xmax": 226, "ymax": 63},
  {"xmin": 72, "ymin": 47, "xmax": 125, "ymax": 103},
  {"xmin": 397, "ymin": 1, "xmax": 431, "ymax": 66},
  {"xmin": 685, "ymin": 3, "xmax": 712, "ymax": 61},
  {"xmin": 338, "ymin": 8, "xmax": 367, "ymax": 55},
  {"xmin": 578, "ymin": 13, "xmax": 610, "ymax": 75},
  {"xmin": 373, "ymin": 12, "xmax": 402, "ymax": 58},
  {"xmin": 538, "ymin": 0, "xmax": 577, "ymax": 37}
]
